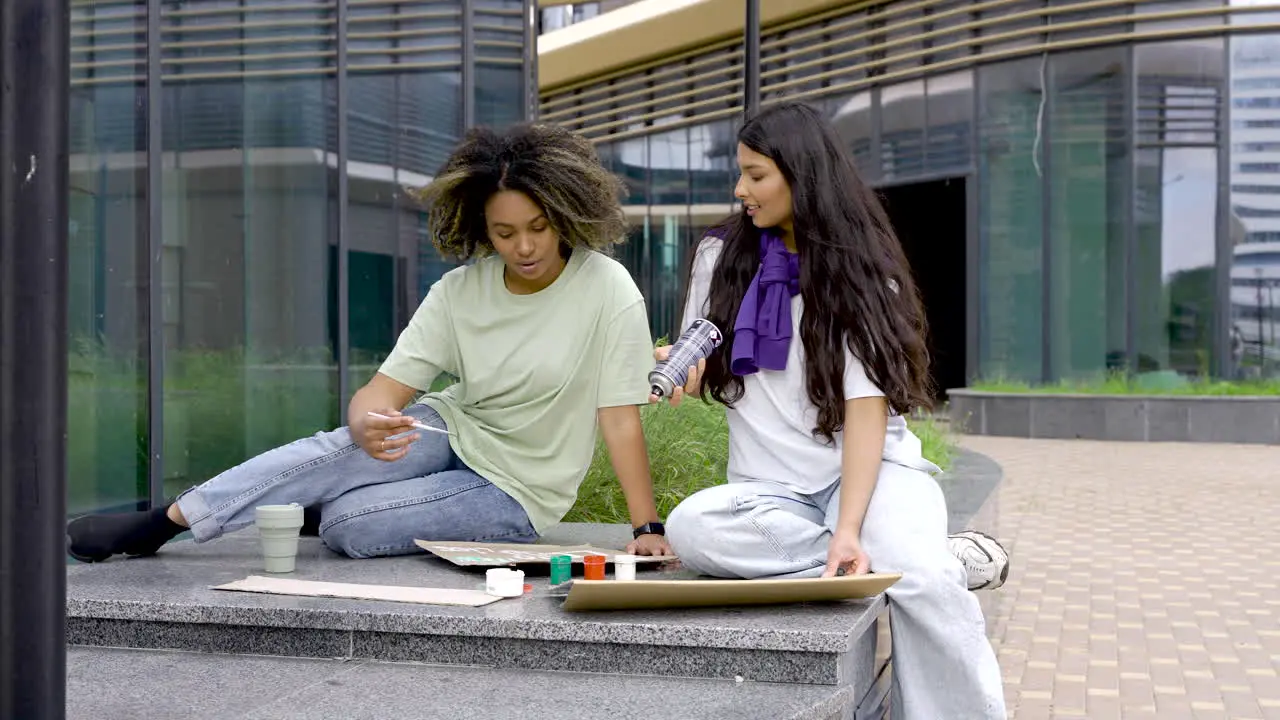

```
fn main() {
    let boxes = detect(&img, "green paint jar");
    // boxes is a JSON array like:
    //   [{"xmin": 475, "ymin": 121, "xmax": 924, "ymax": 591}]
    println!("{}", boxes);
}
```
[{"xmin": 550, "ymin": 554, "xmax": 572, "ymax": 586}]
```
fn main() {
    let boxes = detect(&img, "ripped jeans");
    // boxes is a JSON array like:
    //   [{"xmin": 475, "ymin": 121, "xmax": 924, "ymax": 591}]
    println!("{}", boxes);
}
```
[{"xmin": 664, "ymin": 462, "xmax": 1006, "ymax": 720}]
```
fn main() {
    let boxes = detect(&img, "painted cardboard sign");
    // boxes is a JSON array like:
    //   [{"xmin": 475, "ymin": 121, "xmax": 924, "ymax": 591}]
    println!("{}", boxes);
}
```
[{"xmin": 413, "ymin": 539, "xmax": 669, "ymax": 567}]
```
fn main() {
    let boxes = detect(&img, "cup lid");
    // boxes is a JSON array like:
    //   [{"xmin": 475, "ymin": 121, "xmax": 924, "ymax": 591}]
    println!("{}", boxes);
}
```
[{"xmin": 255, "ymin": 503, "xmax": 303, "ymax": 519}]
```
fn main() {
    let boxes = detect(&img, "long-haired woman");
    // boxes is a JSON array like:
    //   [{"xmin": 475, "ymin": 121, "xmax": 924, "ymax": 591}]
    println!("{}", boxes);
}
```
[{"xmin": 656, "ymin": 102, "xmax": 1006, "ymax": 719}]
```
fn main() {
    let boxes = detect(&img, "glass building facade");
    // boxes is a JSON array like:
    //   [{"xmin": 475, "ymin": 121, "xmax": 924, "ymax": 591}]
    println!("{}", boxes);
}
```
[
  {"xmin": 541, "ymin": 0, "xmax": 1280, "ymax": 394},
  {"xmin": 68, "ymin": 0, "xmax": 535, "ymax": 516}
]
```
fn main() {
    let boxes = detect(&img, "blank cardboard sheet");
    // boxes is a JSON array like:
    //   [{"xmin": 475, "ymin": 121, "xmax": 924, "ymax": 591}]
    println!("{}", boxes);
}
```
[{"xmin": 211, "ymin": 575, "xmax": 504, "ymax": 607}]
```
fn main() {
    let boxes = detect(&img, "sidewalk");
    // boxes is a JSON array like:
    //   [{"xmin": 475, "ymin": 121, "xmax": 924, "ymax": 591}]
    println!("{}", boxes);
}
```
[{"xmin": 964, "ymin": 436, "xmax": 1280, "ymax": 720}]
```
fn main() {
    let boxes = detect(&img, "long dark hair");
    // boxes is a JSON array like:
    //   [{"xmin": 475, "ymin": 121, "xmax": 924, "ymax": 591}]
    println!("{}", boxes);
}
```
[{"xmin": 700, "ymin": 102, "xmax": 933, "ymax": 443}]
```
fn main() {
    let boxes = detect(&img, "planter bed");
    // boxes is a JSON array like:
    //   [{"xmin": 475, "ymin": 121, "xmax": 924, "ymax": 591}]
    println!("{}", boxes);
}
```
[{"xmin": 948, "ymin": 389, "xmax": 1280, "ymax": 445}]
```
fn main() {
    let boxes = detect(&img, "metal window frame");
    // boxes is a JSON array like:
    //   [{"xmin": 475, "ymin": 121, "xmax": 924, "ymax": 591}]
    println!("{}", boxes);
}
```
[
  {"xmin": 967, "ymin": 66, "xmax": 982, "ymax": 384},
  {"xmin": 337, "ymin": 0, "xmax": 351, "ymax": 407},
  {"xmin": 524, "ymin": 0, "xmax": 539, "ymax": 119},
  {"xmin": 462, "ymin": 0, "xmax": 475, "ymax": 128},
  {"xmin": 1037, "ymin": 0, "xmax": 1053, "ymax": 383},
  {"xmin": 1039, "ymin": 49, "xmax": 1054, "ymax": 384},
  {"xmin": 1123, "ymin": 42, "xmax": 1138, "ymax": 375},
  {"xmin": 1214, "ymin": 32, "xmax": 1232, "ymax": 378},
  {"xmin": 146, "ymin": 0, "xmax": 164, "ymax": 505},
  {"xmin": 745, "ymin": 0, "xmax": 760, "ymax": 118}
]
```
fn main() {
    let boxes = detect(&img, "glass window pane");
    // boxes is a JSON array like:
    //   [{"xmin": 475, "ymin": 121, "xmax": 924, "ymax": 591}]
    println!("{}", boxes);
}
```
[
  {"xmin": 162, "ymin": 71, "xmax": 339, "ymax": 497},
  {"xmin": 925, "ymin": 70, "xmax": 974, "ymax": 174},
  {"xmin": 615, "ymin": 133, "xmax": 650, "ymax": 206},
  {"xmin": 1134, "ymin": 40, "xmax": 1224, "ymax": 378},
  {"xmin": 647, "ymin": 127, "xmax": 690, "ymax": 338},
  {"xmin": 69, "ymin": 0, "xmax": 149, "ymax": 513},
  {"xmin": 830, "ymin": 90, "xmax": 874, "ymax": 176},
  {"xmin": 612, "ymin": 136, "xmax": 650, "ymax": 309},
  {"xmin": 978, "ymin": 58, "xmax": 1046, "ymax": 381},
  {"xmin": 350, "ymin": 68, "xmax": 463, "ymax": 395},
  {"xmin": 1047, "ymin": 49, "xmax": 1129, "ymax": 380},
  {"xmin": 1228, "ymin": 31, "xmax": 1280, "ymax": 378},
  {"xmin": 688, "ymin": 118, "xmax": 737, "ymax": 304},
  {"xmin": 689, "ymin": 119, "xmax": 736, "ymax": 207},
  {"xmin": 476, "ymin": 63, "xmax": 523, "ymax": 128},
  {"xmin": 879, "ymin": 80, "xmax": 926, "ymax": 180}
]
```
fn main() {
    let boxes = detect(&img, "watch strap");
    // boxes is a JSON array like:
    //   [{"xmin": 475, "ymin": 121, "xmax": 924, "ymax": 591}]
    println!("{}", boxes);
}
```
[{"xmin": 632, "ymin": 521, "xmax": 665, "ymax": 539}]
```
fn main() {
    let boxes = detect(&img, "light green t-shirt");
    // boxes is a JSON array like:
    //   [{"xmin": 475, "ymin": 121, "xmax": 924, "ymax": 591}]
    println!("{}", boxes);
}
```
[{"xmin": 377, "ymin": 249, "xmax": 653, "ymax": 533}]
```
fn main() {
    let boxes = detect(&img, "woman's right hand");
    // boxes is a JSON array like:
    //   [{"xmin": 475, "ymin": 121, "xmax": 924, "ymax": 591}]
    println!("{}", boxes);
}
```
[
  {"xmin": 648, "ymin": 345, "xmax": 704, "ymax": 407},
  {"xmin": 353, "ymin": 408, "xmax": 420, "ymax": 461}
]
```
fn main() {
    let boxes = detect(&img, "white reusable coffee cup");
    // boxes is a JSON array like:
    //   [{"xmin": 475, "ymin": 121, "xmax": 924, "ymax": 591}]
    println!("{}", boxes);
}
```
[{"xmin": 254, "ymin": 503, "xmax": 305, "ymax": 573}]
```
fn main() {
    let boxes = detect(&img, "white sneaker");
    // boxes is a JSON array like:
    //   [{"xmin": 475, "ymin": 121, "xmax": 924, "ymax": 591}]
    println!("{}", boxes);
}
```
[{"xmin": 948, "ymin": 530, "xmax": 1010, "ymax": 591}]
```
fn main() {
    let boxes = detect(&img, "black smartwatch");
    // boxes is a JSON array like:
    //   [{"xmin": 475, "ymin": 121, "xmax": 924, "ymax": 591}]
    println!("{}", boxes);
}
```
[{"xmin": 632, "ymin": 521, "xmax": 665, "ymax": 539}]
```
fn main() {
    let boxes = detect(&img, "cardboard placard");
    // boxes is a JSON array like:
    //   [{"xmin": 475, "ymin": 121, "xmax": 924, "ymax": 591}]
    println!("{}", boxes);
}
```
[
  {"xmin": 414, "ymin": 539, "xmax": 670, "ymax": 567},
  {"xmin": 211, "ymin": 575, "xmax": 504, "ymax": 607},
  {"xmin": 559, "ymin": 572, "xmax": 902, "ymax": 611}
]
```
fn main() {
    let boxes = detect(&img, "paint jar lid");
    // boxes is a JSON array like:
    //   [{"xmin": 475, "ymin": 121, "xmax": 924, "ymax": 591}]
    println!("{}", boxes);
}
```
[
  {"xmin": 583, "ymin": 554, "xmax": 606, "ymax": 564},
  {"xmin": 550, "ymin": 555, "xmax": 571, "ymax": 566},
  {"xmin": 613, "ymin": 554, "xmax": 639, "ymax": 565}
]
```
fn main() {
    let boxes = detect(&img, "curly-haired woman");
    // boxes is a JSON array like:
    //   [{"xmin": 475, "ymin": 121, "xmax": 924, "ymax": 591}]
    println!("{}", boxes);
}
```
[{"xmin": 68, "ymin": 123, "xmax": 674, "ymax": 562}]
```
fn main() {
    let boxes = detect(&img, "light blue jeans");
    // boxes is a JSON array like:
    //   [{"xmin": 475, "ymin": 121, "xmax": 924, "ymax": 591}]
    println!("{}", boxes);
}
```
[
  {"xmin": 173, "ymin": 404, "xmax": 537, "ymax": 558},
  {"xmin": 665, "ymin": 461, "xmax": 1007, "ymax": 720}
]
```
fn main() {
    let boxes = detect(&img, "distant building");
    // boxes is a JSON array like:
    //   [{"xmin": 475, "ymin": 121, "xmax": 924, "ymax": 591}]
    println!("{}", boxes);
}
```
[{"xmin": 537, "ymin": 0, "xmax": 1280, "ymax": 393}]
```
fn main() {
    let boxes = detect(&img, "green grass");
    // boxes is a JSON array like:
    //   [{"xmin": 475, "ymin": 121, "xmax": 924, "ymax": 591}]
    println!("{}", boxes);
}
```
[
  {"xmin": 67, "ymin": 340, "xmax": 957, "ymax": 523},
  {"xmin": 970, "ymin": 373, "xmax": 1280, "ymax": 397},
  {"xmin": 564, "ymin": 400, "xmax": 956, "ymax": 524}
]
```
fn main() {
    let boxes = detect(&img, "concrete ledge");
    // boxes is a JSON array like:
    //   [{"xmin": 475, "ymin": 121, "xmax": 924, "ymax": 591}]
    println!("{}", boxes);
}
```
[
  {"xmin": 68, "ymin": 646, "xmax": 855, "ymax": 720},
  {"xmin": 949, "ymin": 389, "xmax": 1280, "ymax": 444},
  {"xmin": 66, "ymin": 523, "xmax": 887, "ymax": 701}
]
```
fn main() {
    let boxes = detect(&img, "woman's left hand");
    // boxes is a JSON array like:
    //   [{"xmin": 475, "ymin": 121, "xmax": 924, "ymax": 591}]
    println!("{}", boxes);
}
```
[
  {"xmin": 647, "ymin": 345, "xmax": 704, "ymax": 407},
  {"xmin": 626, "ymin": 533, "xmax": 674, "ymax": 557},
  {"xmin": 823, "ymin": 527, "xmax": 871, "ymax": 577}
]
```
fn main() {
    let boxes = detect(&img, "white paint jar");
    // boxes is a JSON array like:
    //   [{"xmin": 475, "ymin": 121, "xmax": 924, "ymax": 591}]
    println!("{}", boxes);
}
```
[
  {"xmin": 485, "ymin": 568, "xmax": 525, "ymax": 597},
  {"xmin": 613, "ymin": 555, "xmax": 638, "ymax": 581}
]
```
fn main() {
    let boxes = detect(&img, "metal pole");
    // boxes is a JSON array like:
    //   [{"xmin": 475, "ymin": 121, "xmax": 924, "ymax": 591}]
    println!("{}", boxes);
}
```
[
  {"xmin": 462, "ymin": 0, "xmax": 475, "ymax": 129},
  {"xmin": 336, "ymin": 0, "xmax": 350, "ymax": 407},
  {"xmin": 146, "ymin": 0, "xmax": 165, "ymax": 508},
  {"xmin": 744, "ymin": 0, "xmax": 760, "ymax": 119},
  {"xmin": 523, "ymin": 0, "xmax": 539, "ymax": 120},
  {"xmin": 1213, "ymin": 40, "xmax": 1232, "ymax": 379},
  {"xmin": 0, "ymin": 0, "xmax": 70, "ymax": 717}
]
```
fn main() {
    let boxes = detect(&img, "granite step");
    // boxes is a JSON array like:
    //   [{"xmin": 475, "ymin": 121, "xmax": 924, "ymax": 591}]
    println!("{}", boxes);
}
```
[
  {"xmin": 68, "ymin": 646, "xmax": 857, "ymax": 720},
  {"xmin": 68, "ymin": 524, "xmax": 889, "ymax": 696}
]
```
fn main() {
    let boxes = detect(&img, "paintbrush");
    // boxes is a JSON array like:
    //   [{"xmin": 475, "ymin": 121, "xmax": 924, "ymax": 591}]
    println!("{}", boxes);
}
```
[{"xmin": 366, "ymin": 411, "xmax": 454, "ymax": 436}]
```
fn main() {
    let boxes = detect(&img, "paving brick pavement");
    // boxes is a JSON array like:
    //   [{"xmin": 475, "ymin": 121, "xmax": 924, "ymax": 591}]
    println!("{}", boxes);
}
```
[{"xmin": 960, "ymin": 437, "xmax": 1280, "ymax": 720}]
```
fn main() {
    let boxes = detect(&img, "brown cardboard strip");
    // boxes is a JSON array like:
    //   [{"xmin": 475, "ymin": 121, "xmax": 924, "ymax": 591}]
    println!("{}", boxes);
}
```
[{"xmin": 560, "ymin": 572, "xmax": 903, "ymax": 611}]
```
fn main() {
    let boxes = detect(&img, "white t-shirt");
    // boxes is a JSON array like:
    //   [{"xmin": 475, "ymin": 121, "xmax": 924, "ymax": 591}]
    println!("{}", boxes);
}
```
[{"xmin": 681, "ymin": 237, "xmax": 938, "ymax": 496}]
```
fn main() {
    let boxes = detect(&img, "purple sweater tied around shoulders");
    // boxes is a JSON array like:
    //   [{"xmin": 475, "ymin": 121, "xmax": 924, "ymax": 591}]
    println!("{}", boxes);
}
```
[{"xmin": 729, "ymin": 232, "xmax": 800, "ymax": 375}]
